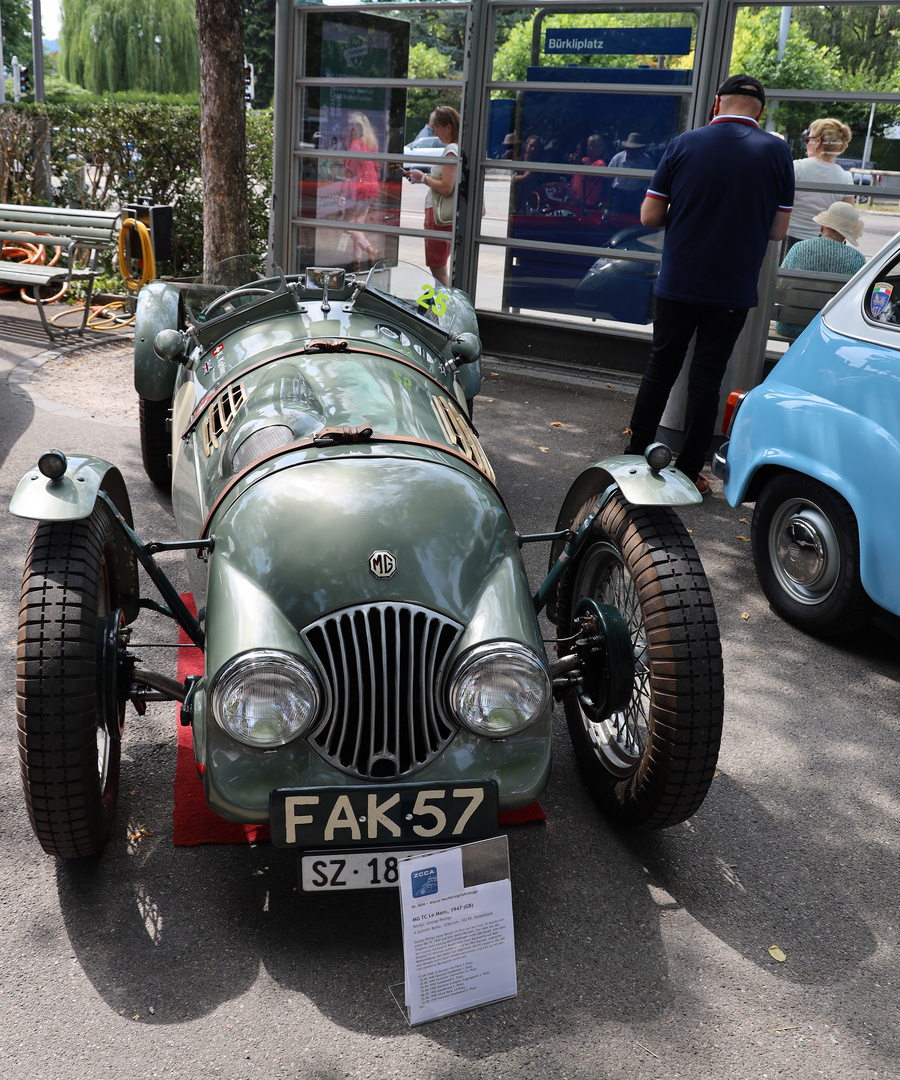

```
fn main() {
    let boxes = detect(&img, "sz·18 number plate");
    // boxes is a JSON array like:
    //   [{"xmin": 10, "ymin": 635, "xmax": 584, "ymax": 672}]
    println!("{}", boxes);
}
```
[
  {"xmin": 300, "ymin": 849, "xmax": 435, "ymax": 892},
  {"xmin": 269, "ymin": 781, "xmax": 498, "ymax": 849}
]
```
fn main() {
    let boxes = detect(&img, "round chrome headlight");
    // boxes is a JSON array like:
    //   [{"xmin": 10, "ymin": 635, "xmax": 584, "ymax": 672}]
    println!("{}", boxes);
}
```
[
  {"xmin": 211, "ymin": 651, "xmax": 321, "ymax": 747},
  {"xmin": 447, "ymin": 643, "xmax": 551, "ymax": 738}
]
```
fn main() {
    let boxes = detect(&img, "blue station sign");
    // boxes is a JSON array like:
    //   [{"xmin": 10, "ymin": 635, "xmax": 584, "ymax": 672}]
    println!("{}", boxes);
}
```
[{"xmin": 544, "ymin": 27, "xmax": 693, "ymax": 56}]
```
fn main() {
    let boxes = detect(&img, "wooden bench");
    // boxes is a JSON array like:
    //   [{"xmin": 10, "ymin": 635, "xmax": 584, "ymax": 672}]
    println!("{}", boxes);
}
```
[
  {"xmin": 0, "ymin": 203, "xmax": 121, "ymax": 340},
  {"xmin": 770, "ymin": 268, "xmax": 850, "ymax": 342}
]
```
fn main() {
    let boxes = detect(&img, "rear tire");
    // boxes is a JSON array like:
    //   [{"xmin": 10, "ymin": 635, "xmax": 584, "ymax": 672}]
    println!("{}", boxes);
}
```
[
  {"xmin": 556, "ymin": 493, "xmax": 723, "ymax": 828},
  {"xmin": 751, "ymin": 472, "xmax": 873, "ymax": 636},
  {"xmin": 17, "ymin": 504, "xmax": 126, "ymax": 857},
  {"xmin": 139, "ymin": 396, "xmax": 172, "ymax": 488}
]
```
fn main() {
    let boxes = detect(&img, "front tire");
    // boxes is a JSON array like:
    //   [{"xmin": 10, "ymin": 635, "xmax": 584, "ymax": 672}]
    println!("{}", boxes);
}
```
[
  {"xmin": 751, "ymin": 472, "xmax": 873, "ymax": 636},
  {"xmin": 139, "ymin": 396, "xmax": 172, "ymax": 488},
  {"xmin": 17, "ymin": 504, "xmax": 127, "ymax": 857},
  {"xmin": 556, "ymin": 493, "xmax": 723, "ymax": 829}
]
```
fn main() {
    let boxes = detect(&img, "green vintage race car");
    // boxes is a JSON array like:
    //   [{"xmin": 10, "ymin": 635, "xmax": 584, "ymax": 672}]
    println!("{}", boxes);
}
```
[{"xmin": 11, "ymin": 259, "xmax": 723, "ymax": 889}]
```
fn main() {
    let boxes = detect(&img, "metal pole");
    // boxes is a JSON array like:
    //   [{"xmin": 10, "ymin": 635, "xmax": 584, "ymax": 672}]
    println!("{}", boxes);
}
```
[
  {"xmin": 765, "ymin": 7, "xmax": 791, "ymax": 132},
  {"xmin": 862, "ymin": 102, "xmax": 876, "ymax": 173},
  {"xmin": 31, "ymin": 0, "xmax": 45, "ymax": 102},
  {"xmin": 0, "ymin": 5, "xmax": 6, "ymax": 104},
  {"xmin": 268, "ymin": 0, "xmax": 294, "ymax": 273}
]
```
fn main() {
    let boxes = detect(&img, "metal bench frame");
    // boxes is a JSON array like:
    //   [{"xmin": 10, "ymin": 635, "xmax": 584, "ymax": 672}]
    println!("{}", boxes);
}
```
[{"xmin": 0, "ymin": 203, "xmax": 121, "ymax": 341}]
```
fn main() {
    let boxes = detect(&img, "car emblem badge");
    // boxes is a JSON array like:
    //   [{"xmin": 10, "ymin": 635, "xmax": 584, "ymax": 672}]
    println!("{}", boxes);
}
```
[{"xmin": 368, "ymin": 550, "xmax": 397, "ymax": 578}]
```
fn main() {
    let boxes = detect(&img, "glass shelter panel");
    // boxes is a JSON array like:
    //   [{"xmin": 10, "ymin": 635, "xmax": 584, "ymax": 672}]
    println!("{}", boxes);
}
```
[
  {"xmin": 272, "ymin": 1, "xmax": 900, "ymax": 359},
  {"xmin": 480, "ymin": 4, "xmax": 701, "ymax": 322},
  {"xmin": 287, "ymin": 3, "xmax": 469, "ymax": 277}
]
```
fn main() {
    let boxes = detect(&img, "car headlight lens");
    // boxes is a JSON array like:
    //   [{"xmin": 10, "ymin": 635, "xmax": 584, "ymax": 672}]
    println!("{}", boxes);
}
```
[
  {"xmin": 447, "ymin": 643, "xmax": 551, "ymax": 738},
  {"xmin": 211, "ymin": 651, "xmax": 321, "ymax": 747}
]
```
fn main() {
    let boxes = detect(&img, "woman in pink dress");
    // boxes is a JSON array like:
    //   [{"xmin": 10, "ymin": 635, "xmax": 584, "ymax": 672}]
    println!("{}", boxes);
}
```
[{"xmin": 342, "ymin": 111, "xmax": 381, "ymax": 269}]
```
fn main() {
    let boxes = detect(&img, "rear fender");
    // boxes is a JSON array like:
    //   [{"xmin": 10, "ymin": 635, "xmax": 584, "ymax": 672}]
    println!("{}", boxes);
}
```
[{"xmin": 134, "ymin": 280, "xmax": 183, "ymax": 400}]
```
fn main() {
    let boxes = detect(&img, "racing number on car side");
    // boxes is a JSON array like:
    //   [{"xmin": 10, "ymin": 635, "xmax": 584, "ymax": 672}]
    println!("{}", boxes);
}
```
[
  {"xmin": 269, "ymin": 782, "xmax": 499, "ymax": 848},
  {"xmin": 418, "ymin": 285, "xmax": 449, "ymax": 316}
]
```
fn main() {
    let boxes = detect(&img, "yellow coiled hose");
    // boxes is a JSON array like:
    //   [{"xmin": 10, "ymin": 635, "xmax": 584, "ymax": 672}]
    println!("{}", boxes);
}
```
[{"xmin": 50, "ymin": 217, "xmax": 157, "ymax": 330}]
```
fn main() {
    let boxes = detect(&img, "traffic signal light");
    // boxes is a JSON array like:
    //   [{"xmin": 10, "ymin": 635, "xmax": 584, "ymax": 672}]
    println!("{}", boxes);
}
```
[
  {"xmin": 243, "ymin": 57, "xmax": 254, "ymax": 103},
  {"xmin": 19, "ymin": 66, "xmax": 29, "ymax": 95}
]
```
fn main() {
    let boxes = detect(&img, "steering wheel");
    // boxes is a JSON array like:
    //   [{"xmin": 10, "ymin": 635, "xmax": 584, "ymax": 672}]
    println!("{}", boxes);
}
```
[{"xmin": 203, "ymin": 285, "xmax": 275, "ymax": 318}]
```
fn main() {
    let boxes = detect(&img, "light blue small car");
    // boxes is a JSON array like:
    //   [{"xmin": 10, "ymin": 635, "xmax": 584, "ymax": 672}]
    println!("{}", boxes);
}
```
[{"xmin": 714, "ymin": 232, "xmax": 900, "ymax": 637}]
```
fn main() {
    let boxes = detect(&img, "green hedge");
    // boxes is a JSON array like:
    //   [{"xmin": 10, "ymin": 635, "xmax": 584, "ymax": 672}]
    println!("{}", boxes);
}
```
[{"xmin": 0, "ymin": 102, "xmax": 273, "ymax": 277}]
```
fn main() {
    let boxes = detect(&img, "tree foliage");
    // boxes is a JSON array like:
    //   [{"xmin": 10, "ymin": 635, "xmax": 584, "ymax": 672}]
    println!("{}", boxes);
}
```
[
  {"xmin": 405, "ymin": 42, "xmax": 458, "ymax": 142},
  {"xmin": 794, "ymin": 4, "xmax": 900, "ymax": 82},
  {"xmin": 0, "ymin": 100, "xmax": 272, "ymax": 273},
  {"xmin": 58, "ymin": 0, "xmax": 200, "ymax": 95},
  {"xmin": 1, "ymin": 0, "xmax": 32, "ymax": 67},
  {"xmin": 242, "ymin": 0, "xmax": 275, "ymax": 108},
  {"xmin": 730, "ymin": 6, "xmax": 900, "ymax": 144}
]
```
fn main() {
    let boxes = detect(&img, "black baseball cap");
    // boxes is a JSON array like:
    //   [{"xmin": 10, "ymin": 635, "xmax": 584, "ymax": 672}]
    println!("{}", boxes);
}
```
[{"xmin": 716, "ymin": 74, "xmax": 766, "ymax": 107}]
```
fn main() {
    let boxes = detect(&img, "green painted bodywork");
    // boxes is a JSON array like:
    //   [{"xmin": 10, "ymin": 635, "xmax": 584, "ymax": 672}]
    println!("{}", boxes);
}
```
[
  {"xmin": 194, "ymin": 444, "xmax": 548, "ymax": 820},
  {"xmin": 157, "ymin": 272, "xmax": 548, "ymax": 820},
  {"xmin": 134, "ymin": 280, "xmax": 182, "ymax": 401}
]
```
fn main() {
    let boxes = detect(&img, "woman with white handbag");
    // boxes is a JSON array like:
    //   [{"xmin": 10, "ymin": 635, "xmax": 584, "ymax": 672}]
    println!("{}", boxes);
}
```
[{"xmin": 405, "ymin": 106, "xmax": 459, "ymax": 287}]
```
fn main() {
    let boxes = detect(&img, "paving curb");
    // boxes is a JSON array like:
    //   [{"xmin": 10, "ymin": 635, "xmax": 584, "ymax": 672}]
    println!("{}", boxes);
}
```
[{"xmin": 7, "ymin": 332, "xmax": 137, "ymax": 427}]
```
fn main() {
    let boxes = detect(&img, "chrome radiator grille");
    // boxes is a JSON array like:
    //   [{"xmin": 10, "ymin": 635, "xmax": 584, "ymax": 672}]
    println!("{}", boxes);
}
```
[{"xmin": 302, "ymin": 603, "xmax": 462, "ymax": 780}]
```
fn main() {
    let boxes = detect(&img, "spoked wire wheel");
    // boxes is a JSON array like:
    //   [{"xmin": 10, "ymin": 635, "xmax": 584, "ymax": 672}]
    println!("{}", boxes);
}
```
[
  {"xmin": 556, "ymin": 492, "xmax": 724, "ymax": 828},
  {"xmin": 570, "ymin": 549, "xmax": 649, "ymax": 778}
]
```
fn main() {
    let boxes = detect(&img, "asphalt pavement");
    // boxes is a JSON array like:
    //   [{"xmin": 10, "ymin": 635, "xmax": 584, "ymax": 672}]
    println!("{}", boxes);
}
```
[{"xmin": 0, "ymin": 294, "xmax": 897, "ymax": 1080}]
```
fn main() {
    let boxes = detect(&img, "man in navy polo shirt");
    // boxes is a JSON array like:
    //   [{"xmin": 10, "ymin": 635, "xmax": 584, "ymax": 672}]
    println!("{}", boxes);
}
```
[{"xmin": 624, "ymin": 73, "xmax": 794, "ymax": 493}]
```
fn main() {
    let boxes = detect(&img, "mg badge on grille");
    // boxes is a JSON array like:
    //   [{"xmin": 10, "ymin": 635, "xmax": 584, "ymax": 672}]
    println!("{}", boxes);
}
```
[{"xmin": 368, "ymin": 550, "xmax": 397, "ymax": 578}]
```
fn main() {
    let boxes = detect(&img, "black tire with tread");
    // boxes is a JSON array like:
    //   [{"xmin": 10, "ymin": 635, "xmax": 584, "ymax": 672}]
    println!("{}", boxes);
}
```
[
  {"xmin": 139, "ymin": 396, "xmax": 172, "ymax": 488},
  {"xmin": 751, "ymin": 472, "xmax": 873, "ymax": 637},
  {"xmin": 557, "ymin": 492, "xmax": 724, "ymax": 829},
  {"xmin": 17, "ymin": 505, "xmax": 124, "ymax": 858}
]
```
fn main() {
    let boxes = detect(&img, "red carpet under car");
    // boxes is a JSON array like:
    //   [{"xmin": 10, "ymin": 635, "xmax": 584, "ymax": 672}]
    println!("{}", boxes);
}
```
[{"xmin": 172, "ymin": 596, "xmax": 545, "ymax": 846}]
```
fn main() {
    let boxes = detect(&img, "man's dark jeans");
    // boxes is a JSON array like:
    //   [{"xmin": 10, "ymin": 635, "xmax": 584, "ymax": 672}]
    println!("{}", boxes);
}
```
[{"xmin": 625, "ymin": 296, "xmax": 749, "ymax": 482}]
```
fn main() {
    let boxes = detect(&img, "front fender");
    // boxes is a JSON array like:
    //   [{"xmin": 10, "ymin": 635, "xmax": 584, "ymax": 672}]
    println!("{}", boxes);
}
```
[
  {"xmin": 553, "ymin": 454, "xmax": 701, "ymax": 535},
  {"xmin": 9, "ymin": 455, "xmax": 140, "ymax": 623},
  {"xmin": 10, "ymin": 454, "xmax": 134, "ymax": 525},
  {"xmin": 134, "ymin": 280, "xmax": 183, "ymax": 400}
]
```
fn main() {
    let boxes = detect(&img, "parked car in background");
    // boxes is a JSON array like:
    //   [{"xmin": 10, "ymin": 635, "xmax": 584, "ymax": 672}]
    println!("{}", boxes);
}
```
[
  {"xmin": 714, "ymin": 230, "xmax": 900, "ymax": 637},
  {"xmin": 573, "ymin": 226, "xmax": 662, "ymax": 324},
  {"xmin": 402, "ymin": 135, "xmax": 446, "ymax": 173}
]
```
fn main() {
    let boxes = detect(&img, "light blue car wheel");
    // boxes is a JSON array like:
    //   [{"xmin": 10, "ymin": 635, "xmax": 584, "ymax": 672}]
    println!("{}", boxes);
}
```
[{"xmin": 751, "ymin": 473, "xmax": 873, "ymax": 637}]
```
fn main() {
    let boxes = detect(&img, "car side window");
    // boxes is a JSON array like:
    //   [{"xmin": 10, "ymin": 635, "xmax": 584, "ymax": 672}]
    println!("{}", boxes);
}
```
[{"xmin": 866, "ymin": 255, "xmax": 900, "ymax": 326}]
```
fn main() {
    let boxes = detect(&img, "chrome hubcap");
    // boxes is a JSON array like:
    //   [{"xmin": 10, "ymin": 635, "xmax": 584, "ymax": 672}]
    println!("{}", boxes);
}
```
[{"xmin": 770, "ymin": 500, "xmax": 840, "ymax": 605}]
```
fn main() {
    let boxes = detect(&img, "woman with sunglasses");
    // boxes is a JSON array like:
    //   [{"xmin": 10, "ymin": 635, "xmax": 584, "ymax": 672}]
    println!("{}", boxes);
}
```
[{"xmin": 785, "ymin": 117, "xmax": 855, "ymax": 254}]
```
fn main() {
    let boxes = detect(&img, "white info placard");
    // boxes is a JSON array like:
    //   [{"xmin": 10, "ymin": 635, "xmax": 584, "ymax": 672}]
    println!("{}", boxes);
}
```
[{"xmin": 396, "ymin": 836, "xmax": 516, "ymax": 1025}]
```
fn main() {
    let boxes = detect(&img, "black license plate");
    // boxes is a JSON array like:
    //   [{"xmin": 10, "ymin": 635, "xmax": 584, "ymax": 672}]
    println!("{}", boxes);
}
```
[{"xmin": 269, "ymin": 781, "xmax": 498, "ymax": 849}]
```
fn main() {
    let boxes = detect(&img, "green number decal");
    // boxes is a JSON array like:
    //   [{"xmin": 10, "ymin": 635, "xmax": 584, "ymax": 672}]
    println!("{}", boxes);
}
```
[{"xmin": 418, "ymin": 284, "xmax": 449, "ymax": 316}]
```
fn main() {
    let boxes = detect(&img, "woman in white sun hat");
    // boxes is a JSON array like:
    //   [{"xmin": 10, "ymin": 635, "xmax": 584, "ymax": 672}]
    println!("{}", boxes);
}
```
[{"xmin": 774, "ymin": 200, "xmax": 866, "ymax": 339}]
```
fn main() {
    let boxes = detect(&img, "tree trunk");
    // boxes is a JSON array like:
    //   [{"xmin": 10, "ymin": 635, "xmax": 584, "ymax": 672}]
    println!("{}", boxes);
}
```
[{"xmin": 196, "ymin": 0, "xmax": 250, "ymax": 270}]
